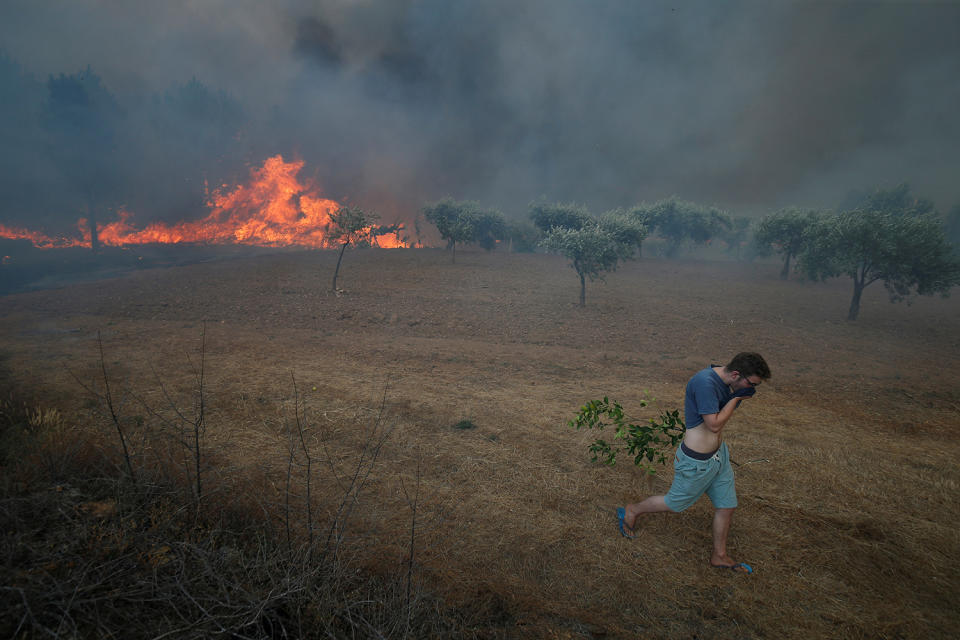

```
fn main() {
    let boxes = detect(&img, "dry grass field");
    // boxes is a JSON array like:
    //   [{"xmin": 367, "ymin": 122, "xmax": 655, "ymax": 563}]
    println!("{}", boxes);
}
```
[{"xmin": 2, "ymin": 247, "xmax": 959, "ymax": 638}]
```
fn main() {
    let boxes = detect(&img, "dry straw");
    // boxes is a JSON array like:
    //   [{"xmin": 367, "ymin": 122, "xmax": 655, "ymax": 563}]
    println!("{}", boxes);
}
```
[{"xmin": 1, "ymin": 249, "xmax": 958, "ymax": 637}]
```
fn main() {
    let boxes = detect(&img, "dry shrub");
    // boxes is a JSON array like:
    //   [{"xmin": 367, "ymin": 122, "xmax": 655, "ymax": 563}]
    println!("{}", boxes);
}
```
[
  {"xmin": 0, "ymin": 383, "xmax": 478, "ymax": 640},
  {"xmin": 0, "ymin": 394, "xmax": 103, "ymax": 483}
]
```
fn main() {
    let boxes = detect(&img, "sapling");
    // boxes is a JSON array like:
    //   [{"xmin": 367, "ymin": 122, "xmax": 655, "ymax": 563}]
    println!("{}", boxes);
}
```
[{"xmin": 569, "ymin": 395, "xmax": 685, "ymax": 474}]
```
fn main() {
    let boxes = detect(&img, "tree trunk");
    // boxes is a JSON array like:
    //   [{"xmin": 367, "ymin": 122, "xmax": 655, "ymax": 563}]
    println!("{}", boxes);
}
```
[
  {"xmin": 847, "ymin": 279, "xmax": 864, "ymax": 321},
  {"xmin": 87, "ymin": 199, "xmax": 100, "ymax": 253},
  {"xmin": 579, "ymin": 272, "xmax": 586, "ymax": 307},
  {"xmin": 780, "ymin": 253, "xmax": 791, "ymax": 280},
  {"xmin": 332, "ymin": 241, "xmax": 348, "ymax": 292},
  {"xmin": 451, "ymin": 242, "xmax": 456, "ymax": 264}
]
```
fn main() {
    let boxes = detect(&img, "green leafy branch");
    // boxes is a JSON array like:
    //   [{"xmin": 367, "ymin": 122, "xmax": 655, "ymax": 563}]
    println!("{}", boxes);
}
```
[{"xmin": 569, "ymin": 396, "xmax": 685, "ymax": 474}]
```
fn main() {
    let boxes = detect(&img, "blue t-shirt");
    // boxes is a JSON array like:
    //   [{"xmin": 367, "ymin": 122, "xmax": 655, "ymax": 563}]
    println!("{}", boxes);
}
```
[{"xmin": 684, "ymin": 365, "xmax": 734, "ymax": 429}]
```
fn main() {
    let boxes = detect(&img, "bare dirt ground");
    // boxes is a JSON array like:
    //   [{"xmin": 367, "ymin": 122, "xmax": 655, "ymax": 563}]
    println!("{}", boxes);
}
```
[{"xmin": 2, "ymin": 247, "xmax": 958, "ymax": 638}]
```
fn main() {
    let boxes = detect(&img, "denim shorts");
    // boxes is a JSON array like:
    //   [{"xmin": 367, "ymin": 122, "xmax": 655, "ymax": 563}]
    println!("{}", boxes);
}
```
[{"xmin": 663, "ymin": 442, "xmax": 737, "ymax": 512}]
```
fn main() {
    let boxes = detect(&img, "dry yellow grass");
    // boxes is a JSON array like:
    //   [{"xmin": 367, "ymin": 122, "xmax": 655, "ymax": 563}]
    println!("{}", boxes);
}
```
[{"xmin": 1, "ymin": 248, "xmax": 958, "ymax": 638}]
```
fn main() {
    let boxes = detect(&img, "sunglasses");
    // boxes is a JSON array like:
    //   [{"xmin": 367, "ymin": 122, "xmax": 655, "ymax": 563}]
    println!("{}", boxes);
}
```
[{"xmin": 737, "ymin": 373, "xmax": 761, "ymax": 387}]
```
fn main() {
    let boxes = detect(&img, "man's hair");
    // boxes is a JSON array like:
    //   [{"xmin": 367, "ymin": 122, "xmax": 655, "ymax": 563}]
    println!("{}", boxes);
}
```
[{"xmin": 725, "ymin": 352, "xmax": 771, "ymax": 379}]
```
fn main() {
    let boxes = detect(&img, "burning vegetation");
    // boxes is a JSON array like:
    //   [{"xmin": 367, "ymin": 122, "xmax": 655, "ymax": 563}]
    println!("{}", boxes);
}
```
[{"xmin": 0, "ymin": 155, "xmax": 406, "ymax": 250}]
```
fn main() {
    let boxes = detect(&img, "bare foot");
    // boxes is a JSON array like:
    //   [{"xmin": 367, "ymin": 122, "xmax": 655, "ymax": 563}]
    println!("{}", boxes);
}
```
[
  {"xmin": 711, "ymin": 554, "xmax": 752, "ymax": 573},
  {"xmin": 624, "ymin": 505, "xmax": 639, "ymax": 532}
]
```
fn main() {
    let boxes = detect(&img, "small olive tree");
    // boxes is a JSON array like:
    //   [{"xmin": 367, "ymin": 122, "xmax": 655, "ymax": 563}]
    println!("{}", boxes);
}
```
[
  {"xmin": 624, "ymin": 204, "xmax": 656, "ymax": 257},
  {"xmin": 647, "ymin": 197, "xmax": 732, "ymax": 257},
  {"xmin": 719, "ymin": 215, "xmax": 753, "ymax": 259},
  {"xmin": 539, "ymin": 210, "xmax": 646, "ymax": 306},
  {"xmin": 798, "ymin": 198, "xmax": 960, "ymax": 321},
  {"xmin": 753, "ymin": 207, "xmax": 824, "ymax": 279},
  {"xmin": 423, "ymin": 198, "xmax": 506, "ymax": 262},
  {"xmin": 503, "ymin": 219, "xmax": 540, "ymax": 252},
  {"xmin": 471, "ymin": 209, "xmax": 508, "ymax": 251},
  {"xmin": 328, "ymin": 205, "xmax": 376, "ymax": 293}
]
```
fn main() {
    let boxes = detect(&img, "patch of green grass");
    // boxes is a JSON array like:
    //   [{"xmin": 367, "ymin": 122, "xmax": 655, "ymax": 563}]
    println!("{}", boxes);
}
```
[{"xmin": 452, "ymin": 419, "xmax": 477, "ymax": 430}]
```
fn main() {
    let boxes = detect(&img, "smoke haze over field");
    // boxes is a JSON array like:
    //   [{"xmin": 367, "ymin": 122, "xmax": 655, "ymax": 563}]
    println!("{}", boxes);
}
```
[{"xmin": 1, "ymin": 0, "xmax": 959, "ymax": 232}]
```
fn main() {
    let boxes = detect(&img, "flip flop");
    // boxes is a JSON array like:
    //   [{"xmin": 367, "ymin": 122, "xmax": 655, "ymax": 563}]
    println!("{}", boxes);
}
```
[
  {"xmin": 616, "ymin": 507, "xmax": 635, "ymax": 539},
  {"xmin": 711, "ymin": 562, "xmax": 753, "ymax": 574}
]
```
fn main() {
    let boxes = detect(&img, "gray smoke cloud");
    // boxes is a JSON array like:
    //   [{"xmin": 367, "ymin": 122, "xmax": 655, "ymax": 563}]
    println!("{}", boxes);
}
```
[{"xmin": 1, "ymin": 0, "xmax": 958, "ymax": 232}]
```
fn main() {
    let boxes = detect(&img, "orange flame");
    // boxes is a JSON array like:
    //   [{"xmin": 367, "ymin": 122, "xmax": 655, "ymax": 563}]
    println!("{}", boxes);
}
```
[
  {"xmin": 0, "ymin": 155, "xmax": 406, "ymax": 249},
  {"xmin": 0, "ymin": 222, "xmax": 85, "ymax": 249}
]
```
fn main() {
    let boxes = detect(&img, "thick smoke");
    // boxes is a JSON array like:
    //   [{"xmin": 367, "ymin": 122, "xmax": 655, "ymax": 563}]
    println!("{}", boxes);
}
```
[{"xmin": 1, "ymin": 0, "xmax": 958, "ymax": 234}]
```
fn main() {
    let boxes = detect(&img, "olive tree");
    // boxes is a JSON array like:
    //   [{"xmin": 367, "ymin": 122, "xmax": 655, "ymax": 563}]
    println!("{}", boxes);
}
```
[
  {"xmin": 718, "ymin": 216, "xmax": 753, "ymax": 259},
  {"xmin": 471, "ymin": 208, "xmax": 508, "ymax": 251},
  {"xmin": 753, "ymin": 207, "xmax": 824, "ymax": 279},
  {"xmin": 539, "ymin": 211, "xmax": 646, "ymax": 306},
  {"xmin": 423, "ymin": 198, "xmax": 505, "ymax": 262},
  {"xmin": 647, "ymin": 197, "xmax": 731, "ymax": 257},
  {"xmin": 798, "ymin": 206, "xmax": 960, "ymax": 321},
  {"xmin": 503, "ymin": 219, "xmax": 540, "ymax": 252},
  {"xmin": 856, "ymin": 182, "xmax": 935, "ymax": 218},
  {"xmin": 624, "ymin": 204, "xmax": 656, "ymax": 257},
  {"xmin": 529, "ymin": 201, "xmax": 591, "ymax": 233},
  {"xmin": 328, "ymin": 205, "xmax": 377, "ymax": 293},
  {"xmin": 597, "ymin": 209, "xmax": 648, "ymax": 254}
]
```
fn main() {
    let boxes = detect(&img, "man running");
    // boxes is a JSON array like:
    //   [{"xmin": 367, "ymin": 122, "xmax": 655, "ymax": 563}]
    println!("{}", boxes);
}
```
[{"xmin": 617, "ymin": 352, "xmax": 771, "ymax": 573}]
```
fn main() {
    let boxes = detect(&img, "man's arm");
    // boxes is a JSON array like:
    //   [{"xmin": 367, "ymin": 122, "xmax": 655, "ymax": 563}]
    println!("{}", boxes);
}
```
[{"xmin": 700, "ymin": 397, "xmax": 746, "ymax": 434}]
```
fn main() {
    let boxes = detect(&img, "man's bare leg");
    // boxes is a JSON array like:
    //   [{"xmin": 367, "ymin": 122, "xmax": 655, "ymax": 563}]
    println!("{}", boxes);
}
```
[
  {"xmin": 622, "ymin": 495, "xmax": 671, "ymax": 534},
  {"xmin": 710, "ymin": 507, "xmax": 748, "ymax": 571}
]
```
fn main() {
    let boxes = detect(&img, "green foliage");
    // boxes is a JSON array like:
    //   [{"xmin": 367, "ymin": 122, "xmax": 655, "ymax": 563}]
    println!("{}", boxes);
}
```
[
  {"xmin": 569, "ymin": 396, "xmax": 685, "ymax": 474},
  {"xmin": 854, "ymin": 182, "xmax": 936, "ymax": 218},
  {"xmin": 754, "ymin": 207, "xmax": 824, "ymax": 279},
  {"xmin": 540, "ymin": 224, "xmax": 622, "ymax": 280},
  {"xmin": 529, "ymin": 202, "xmax": 591, "ymax": 233},
  {"xmin": 536, "ymin": 203, "xmax": 647, "ymax": 305},
  {"xmin": 646, "ymin": 197, "xmax": 732, "ymax": 257},
  {"xmin": 328, "ymin": 205, "xmax": 378, "ymax": 246},
  {"xmin": 625, "ymin": 204, "xmax": 656, "ymax": 227},
  {"xmin": 422, "ymin": 198, "xmax": 506, "ymax": 260},
  {"xmin": 328, "ymin": 205, "xmax": 381, "ymax": 292},
  {"xmin": 941, "ymin": 203, "xmax": 960, "ymax": 253},
  {"xmin": 503, "ymin": 219, "xmax": 540, "ymax": 252},
  {"xmin": 622, "ymin": 204, "xmax": 658, "ymax": 256},
  {"xmin": 718, "ymin": 215, "xmax": 753, "ymax": 258},
  {"xmin": 596, "ymin": 208, "xmax": 648, "ymax": 257},
  {"xmin": 797, "ymin": 189, "xmax": 960, "ymax": 320},
  {"xmin": 540, "ymin": 224, "xmax": 621, "ymax": 305},
  {"xmin": 471, "ymin": 209, "xmax": 507, "ymax": 251}
]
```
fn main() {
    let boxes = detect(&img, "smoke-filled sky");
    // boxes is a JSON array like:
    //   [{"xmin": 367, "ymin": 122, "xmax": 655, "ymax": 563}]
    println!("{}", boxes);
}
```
[{"xmin": 1, "ymin": 0, "xmax": 959, "ymax": 224}]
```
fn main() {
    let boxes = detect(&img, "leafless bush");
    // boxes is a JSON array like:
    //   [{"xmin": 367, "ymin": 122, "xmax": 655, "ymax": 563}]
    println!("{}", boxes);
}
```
[
  {"xmin": 1, "ymin": 339, "xmax": 466, "ymax": 639},
  {"xmin": 140, "ymin": 323, "xmax": 209, "ymax": 509},
  {"xmin": 63, "ymin": 331, "xmax": 139, "ymax": 483}
]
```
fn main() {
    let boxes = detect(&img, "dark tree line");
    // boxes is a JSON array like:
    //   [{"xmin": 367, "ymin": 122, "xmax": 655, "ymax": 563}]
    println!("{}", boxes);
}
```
[{"xmin": 0, "ymin": 53, "xmax": 248, "ymax": 245}]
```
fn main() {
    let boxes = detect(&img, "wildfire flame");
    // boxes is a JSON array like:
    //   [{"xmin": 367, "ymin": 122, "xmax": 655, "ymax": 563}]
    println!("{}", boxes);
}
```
[{"xmin": 0, "ymin": 155, "xmax": 405, "ymax": 249}]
